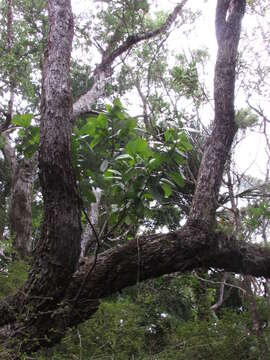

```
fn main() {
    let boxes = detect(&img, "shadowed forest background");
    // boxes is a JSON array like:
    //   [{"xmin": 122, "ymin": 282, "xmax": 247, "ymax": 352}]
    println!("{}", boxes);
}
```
[{"xmin": 1, "ymin": 0, "xmax": 270, "ymax": 359}]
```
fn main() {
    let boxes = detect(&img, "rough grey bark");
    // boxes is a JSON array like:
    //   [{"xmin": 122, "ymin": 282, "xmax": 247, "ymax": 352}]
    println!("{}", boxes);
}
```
[
  {"xmin": 0, "ymin": 1, "xmax": 82, "ymax": 355},
  {"xmin": 9, "ymin": 157, "xmax": 36, "ymax": 258},
  {"xmin": 1, "ymin": 133, "xmax": 37, "ymax": 261},
  {"xmin": 189, "ymin": 0, "xmax": 245, "ymax": 229},
  {"xmin": 28, "ymin": 0, "xmax": 81, "ymax": 293},
  {"xmin": 0, "ymin": 0, "xmax": 255, "ymax": 357}
]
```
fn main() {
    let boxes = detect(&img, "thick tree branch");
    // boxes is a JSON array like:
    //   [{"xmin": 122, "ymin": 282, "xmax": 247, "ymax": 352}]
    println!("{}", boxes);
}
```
[
  {"xmin": 70, "ymin": 228, "xmax": 270, "ymax": 301},
  {"xmin": 72, "ymin": 1, "xmax": 188, "ymax": 119},
  {"xmin": 100, "ymin": 0, "xmax": 188, "ymax": 70},
  {"xmin": 2, "ymin": 222, "xmax": 270, "ymax": 353}
]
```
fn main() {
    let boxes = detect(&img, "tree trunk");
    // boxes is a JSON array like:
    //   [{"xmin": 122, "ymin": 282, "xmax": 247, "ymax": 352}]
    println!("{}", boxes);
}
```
[
  {"xmin": 26, "ymin": 0, "xmax": 81, "ymax": 295},
  {"xmin": 2, "ymin": 132, "xmax": 36, "ymax": 260},
  {"xmin": 80, "ymin": 187, "xmax": 101, "ymax": 260},
  {"xmin": 1, "ymin": 0, "xmax": 82, "ymax": 355},
  {"xmin": 189, "ymin": 0, "xmax": 245, "ymax": 229},
  {"xmin": 9, "ymin": 157, "xmax": 36, "ymax": 258},
  {"xmin": 242, "ymin": 276, "xmax": 269, "ymax": 360}
]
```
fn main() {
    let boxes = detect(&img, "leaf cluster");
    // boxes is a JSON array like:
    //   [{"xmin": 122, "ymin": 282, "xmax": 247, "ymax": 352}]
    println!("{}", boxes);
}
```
[{"xmin": 72, "ymin": 99, "xmax": 193, "ymax": 237}]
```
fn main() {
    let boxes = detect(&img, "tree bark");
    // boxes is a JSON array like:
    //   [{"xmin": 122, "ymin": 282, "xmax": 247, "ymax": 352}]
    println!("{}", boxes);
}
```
[
  {"xmin": 1, "ymin": 1, "xmax": 82, "ymax": 354},
  {"xmin": 189, "ymin": 0, "xmax": 245, "ymax": 229},
  {"xmin": 80, "ymin": 187, "xmax": 101, "ymax": 260},
  {"xmin": 3, "ymin": 223, "xmax": 270, "ymax": 353},
  {"xmin": 2, "ymin": 136, "xmax": 36, "ymax": 259},
  {"xmin": 27, "ymin": 0, "xmax": 81, "ymax": 293},
  {"xmin": 9, "ymin": 157, "xmax": 36, "ymax": 258}
]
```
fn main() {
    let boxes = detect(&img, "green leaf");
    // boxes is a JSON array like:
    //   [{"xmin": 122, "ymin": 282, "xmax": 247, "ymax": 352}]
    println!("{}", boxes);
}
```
[
  {"xmin": 90, "ymin": 135, "xmax": 101, "ymax": 149},
  {"xmin": 178, "ymin": 133, "xmax": 193, "ymax": 151},
  {"xmin": 123, "ymin": 168, "xmax": 135, "ymax": 182},
  {"xmin": 28, "ymin": 126, "xmax": 40, "ymax": 145},
  {"xmin": 106, "ymin": 169, "xmax": 122, "ymax": 176},
  {"xmin": 161, "ymin": 182, "xmax": 172, "ymax": 198},
  {"xmin": 96, "ymin": 113, "xmax": 108, "ymax": 129},
  {"xmin": 115, "ymin": 154, "xmax": 134, "ymax": 161},
  {"xmin": 104, "ymin": 169, "xmax": 122, "ymax": 180},
  {"xmin": 169, "ymin": 171, "xmax": 185, "ymax": 188},
  {"xmin": 173, "ymin": 149, "xmax": 186, "ymax": 165},
  {"xmin": 164, "ymin": 128, "xmax": 176, "ymax": 142},
  {"xmin": 113, "ymin": 98, "xmax": 123, "ymax": 109},
  {"xmin": 126, "ymin": 138, "xmax": 153, "ymax": 159},
  {"xmin": 79, "ymin": 120, "xmax": 94, "ymax": 135},
  {"xmin": 148, "ymin": 153, "xmax": 165, "ymax": 170},
  {"xmin": 80, "ymin": 114, "xmax": 108, "ymax": 136},
  {"xmin": 79, "ymin": 180, "xmax": 97, "ymax": 203},
  {"xmin": 12, "ymin": 114, "xmax": 33, "ymax": 128},
  {"xmin": 148, "ymin": 178, "xmax": 164, "ymax": 203},
  {"xmin": 143, "ymin": 192, "xmax": 154, "ymax": 200}
]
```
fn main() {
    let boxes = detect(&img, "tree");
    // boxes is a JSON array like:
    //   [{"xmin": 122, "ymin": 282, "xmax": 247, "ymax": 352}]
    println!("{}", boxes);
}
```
[{"xmin": 1, "ymin": 0, "xmax": 270, "ymax": 357}]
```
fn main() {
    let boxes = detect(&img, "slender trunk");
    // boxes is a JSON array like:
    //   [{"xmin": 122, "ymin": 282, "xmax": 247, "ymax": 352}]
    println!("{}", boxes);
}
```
[
  {"xmin": 189, "ymin": 0, "xmax": 245, "ymax": 229},
  {"xmin": 242, "ymin": 277, "xmax": 269, "ymax": 360},
  {"xmin": 0, "ymin": 161, "xmax": 9, "ymax": 243},
  {"xmin": 80, "ymin": 187, "xmax": 101, "ymax": 259},
  {"xmin": 9, "ymin": 158, "xmax": 37, "ymax": 258},
  {"xmin": 2, "ymin": 136, "xmax": 36, "ymax": 260}
]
